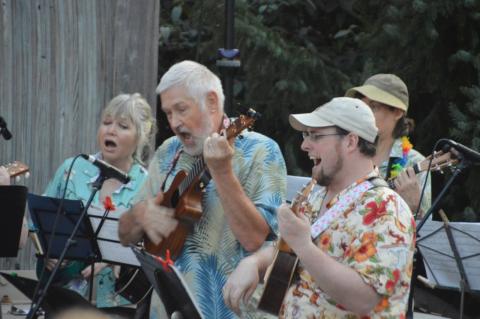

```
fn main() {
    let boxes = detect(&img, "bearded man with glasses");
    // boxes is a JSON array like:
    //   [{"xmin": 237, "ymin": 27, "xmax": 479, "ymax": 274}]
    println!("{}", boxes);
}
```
[{"xmin": 223, "ymin": 97, "xmax": 415, "ymax": 319}]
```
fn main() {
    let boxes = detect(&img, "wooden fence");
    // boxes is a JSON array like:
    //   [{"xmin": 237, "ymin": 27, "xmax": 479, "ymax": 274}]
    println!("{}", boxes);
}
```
[{"xmin": 0, "ymin": 0, "xmax": 160, "ymax": 270}]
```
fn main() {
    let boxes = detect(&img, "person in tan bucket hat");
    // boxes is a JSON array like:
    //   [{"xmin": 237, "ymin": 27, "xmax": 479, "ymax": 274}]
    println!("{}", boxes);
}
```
[
  {"xmin": 223, "ymin": 97, "xmax": 415, "ymax": 318},
  {"xmin": 346, "ymin": 74, "xmax": 431, "ymax": 219}
]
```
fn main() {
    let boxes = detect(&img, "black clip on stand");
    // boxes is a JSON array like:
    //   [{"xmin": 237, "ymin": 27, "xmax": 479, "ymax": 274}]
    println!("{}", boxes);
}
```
[
  {"xmin": 216, "ymin": 0, "xmax": 240, "ymax": 115},
  {"xmin": 27, "ymin": 175, "xmax": 108, "ymax": 319},
  {"xmin": 406, "ymin": 151, "xmax": 470, "ymax": 319},
  {"xmin": 0, "ymin": 115, "xmax": 13, "ymax": 140}
]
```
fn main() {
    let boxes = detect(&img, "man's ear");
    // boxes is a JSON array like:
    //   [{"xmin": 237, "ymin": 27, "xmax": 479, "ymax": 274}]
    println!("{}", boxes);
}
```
[
  {"xmin": 205, "ymin": 91, "xmax": 219, "ymax": 114},
  {"xmin": 393, "ymin": 108, "xmax": 404, "ymax": 121},
  {"xmin": 345, "ymin": 133, "xmax": 359, "ymax": 152}
]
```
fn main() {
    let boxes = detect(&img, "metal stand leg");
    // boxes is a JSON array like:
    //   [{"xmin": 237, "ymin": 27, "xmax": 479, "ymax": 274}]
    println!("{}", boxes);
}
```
[
  {"xmin": 88, "ymin": 263, "xmax": 95, "ymax": 303},
  {"xmin": 459, "ymin": 279, "xmax": 465, "ymax": 319}
]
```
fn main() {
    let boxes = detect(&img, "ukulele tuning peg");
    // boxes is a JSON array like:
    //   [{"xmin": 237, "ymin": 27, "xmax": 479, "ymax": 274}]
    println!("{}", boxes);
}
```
[
  {"xmin": 15, "ymin": 176, "xmax": 21, "ymax": 183},
  {"xmin": 25, "ymin": 172, "xmax": 30, "ymax": 179}
]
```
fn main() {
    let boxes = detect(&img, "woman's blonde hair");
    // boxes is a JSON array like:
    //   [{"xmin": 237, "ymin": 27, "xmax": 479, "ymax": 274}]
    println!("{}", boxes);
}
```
[{"xmin": 101, "ymin": 93, "xmax": 156, "ymax": 165}]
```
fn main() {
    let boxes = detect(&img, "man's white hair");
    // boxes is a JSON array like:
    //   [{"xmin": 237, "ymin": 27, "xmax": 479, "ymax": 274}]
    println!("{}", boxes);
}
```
[{"xmin": 156, "ymin": 60, "xmax": 225, "ymax": 111}]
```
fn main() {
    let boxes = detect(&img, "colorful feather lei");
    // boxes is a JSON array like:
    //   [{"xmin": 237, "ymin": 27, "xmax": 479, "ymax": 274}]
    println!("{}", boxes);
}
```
[{"xmin": 390, "ymin": 136, "xmax": 413, "ymax": 178}]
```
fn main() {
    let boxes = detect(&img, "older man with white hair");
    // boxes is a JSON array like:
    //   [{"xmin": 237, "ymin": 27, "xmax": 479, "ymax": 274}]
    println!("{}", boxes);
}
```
[{"xmin": 119, "ymin": 60, "xmax": 286, "ymax": 319}]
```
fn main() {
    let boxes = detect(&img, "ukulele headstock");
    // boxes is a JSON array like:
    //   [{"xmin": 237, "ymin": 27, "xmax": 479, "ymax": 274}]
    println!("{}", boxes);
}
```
[
  {"xmin": 421, "ymin": 150, "xmax": 459, "ymax": 175},
  {"xmin": 225, "ymin": 108, "xmax": 261, "ymax": 140},
  {"xmin": 291, "ymin": 179, "xmax": 317, "ymax": 218}
]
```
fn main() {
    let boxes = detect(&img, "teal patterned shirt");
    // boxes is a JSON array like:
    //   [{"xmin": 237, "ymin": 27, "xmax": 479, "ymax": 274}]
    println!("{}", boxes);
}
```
[
  {"xmin": 138, "ymin": 131, "xmax": 287, "ymax": 319},
  {"xmin": 40, "ymin": 154, "xmax": 148, "ymax": 308},
  {"xmin": 378, "ymin": 138, "xmax": 432, "ymax": 218}
]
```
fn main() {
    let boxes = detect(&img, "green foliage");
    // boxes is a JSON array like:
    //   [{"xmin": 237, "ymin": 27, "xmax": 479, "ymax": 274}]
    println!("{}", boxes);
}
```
[{"xmin": 157, "ymin": 0, "xmax": 480, "ymax": 219}]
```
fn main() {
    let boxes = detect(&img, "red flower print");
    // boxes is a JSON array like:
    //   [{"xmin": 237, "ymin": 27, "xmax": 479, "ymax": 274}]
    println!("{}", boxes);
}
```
[
  {"xmin": 361, "ymin": 232, "xmax": 377, "ymax": 244},
  {"xmin": 388, "ymin": 229, "xmax": 405, "ymax": 245},
  {"xmin": 309, "ymin": 292, "xmax": 319, "ymax": 305},
  {"xmin": 319, "ymin": 234, "xmax": 331, "ymax": 251},
  {"xmin": 374, "ymin": 297, "xmax": 389, "ymax": 312},
  {"xmin": 103, "ymin": 196, "xmax": 116, "ymax": 211},
  {"xmin": 353, "ymin": 242, "xmax": 377, "ymax": 262},
  {"xmin": 386, "ymin": 269, "xmax": 401, "ymax": 293},
  {"xmin": 343, "ymin": 246, "xmax": 352, "ymax": 258},
  {"xmin": 363, "ymin": 197, "xmax": 392, "ymax": 225},
  {"xmin": 353, "ymin": 232, "xmax": 377, "ymax": 262}
]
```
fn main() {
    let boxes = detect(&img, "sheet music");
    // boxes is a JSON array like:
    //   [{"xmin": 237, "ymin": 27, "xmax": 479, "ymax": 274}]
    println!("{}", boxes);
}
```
[
  {"xmin": 132, "ymin": 247, "xmax": 204, "ymax": 319},
  {"xmin": 88, "ymin": 204, "xmax": 139, "ymax": 266},
  {"xmin": 418, "ymin": 219, "xmax": 480, "ymax": 292},
  {"xmin": 97, "ymin": 240, "xmax": 140, "ymax": 266}
]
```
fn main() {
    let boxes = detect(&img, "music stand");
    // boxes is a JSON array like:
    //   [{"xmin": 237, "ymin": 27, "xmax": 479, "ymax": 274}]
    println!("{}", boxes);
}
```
[
  {"xmin": 0, "ymin": 272, "xmax": 94, "ymax": 317},
  {"xmin": 27, "ymin": 193, "xmax": 100, "ymax": 318},
  {"xmin": 0, "ymin": 185, "xmax": 27, "ymax": 257},
  {"xmin": 27, "ymin": 194, "xmax": 100, "ymax": 262},
  {"xmin": 87, "ymin": 204, "xmax": 141, "ymax": 267},
  {"xmin": 417, "ymin": 211, "xmax": 480, "ymax": 319},
  {"xmin": 406, "ymin": 150, "xmax": 470, "ymax": 318},
  {"xmin": 131, "ymin": 246, "xmax": 203, "ymax": 319}
]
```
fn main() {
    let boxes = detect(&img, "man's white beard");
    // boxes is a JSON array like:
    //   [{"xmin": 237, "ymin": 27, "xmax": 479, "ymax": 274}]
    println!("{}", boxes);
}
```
[{"xmin": 183, "ymin": 115, "xmax": 214, "ymax": 156}]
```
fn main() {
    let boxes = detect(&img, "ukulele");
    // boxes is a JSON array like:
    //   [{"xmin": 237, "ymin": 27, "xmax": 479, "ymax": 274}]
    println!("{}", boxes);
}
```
[
  {"xmin": 2, "ymin": 160, "xmax": 30, "ymax": 181},
  {"xmin": 257, "ymin": 179, "xmax": 317, "ymax": 315},
  {"xmin": 144, "ymin": 109, "xmax": 260, "ymax": 259},
  {"xmin": 387, "ymin": 150, "xmax": 459, "ymax": 189}
]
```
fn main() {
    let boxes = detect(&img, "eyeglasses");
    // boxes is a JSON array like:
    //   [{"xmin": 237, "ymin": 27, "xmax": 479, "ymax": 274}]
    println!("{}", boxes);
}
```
[
  {"xmin": 301, "ymin": 132, "xmax": 345, "ymax": 142},
  {"xmin": 361, "ymin": 97, "xmax": 388, "ymax": 113}
]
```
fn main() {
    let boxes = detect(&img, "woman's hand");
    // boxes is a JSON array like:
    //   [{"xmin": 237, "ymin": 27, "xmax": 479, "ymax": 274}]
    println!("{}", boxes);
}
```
[
  {"xmin": 81, "ymin": 262, "xmax": 109, "ymax": 278},
  {"xmin": 44, "ymin": 259, "xmax": 68, "ymax": 271}
]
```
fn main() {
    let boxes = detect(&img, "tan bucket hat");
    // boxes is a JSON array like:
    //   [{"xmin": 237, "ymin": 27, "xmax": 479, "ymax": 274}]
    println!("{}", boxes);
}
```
[{"xmin": 345, "ymin": 74, "xmax": 409, "ymax": 112}]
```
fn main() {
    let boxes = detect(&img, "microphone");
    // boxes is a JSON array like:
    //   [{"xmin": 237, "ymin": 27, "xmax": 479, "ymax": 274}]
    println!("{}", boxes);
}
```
[
  {"xmin": 81, "ymin": 154, "xmax": 131, "ymax": 184},
  {"xmin": 0, "ymin": 116, "xmax": 12, "ymax": 140},
  {"xmin": 440, "ymin": 139, "xmax": 480, "ymax": 163}
]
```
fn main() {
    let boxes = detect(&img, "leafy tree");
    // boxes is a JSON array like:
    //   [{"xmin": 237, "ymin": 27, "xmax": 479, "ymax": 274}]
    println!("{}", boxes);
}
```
[{"xmin": 156, "ymin": 0, "xmax": 480, "ymax": 221}]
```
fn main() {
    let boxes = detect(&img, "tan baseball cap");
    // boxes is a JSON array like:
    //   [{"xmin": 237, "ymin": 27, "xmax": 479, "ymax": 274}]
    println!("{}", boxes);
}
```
[
  {"xmin": 345, "ymin": 74, "xmax": 409, "ymax": 112},
  {"xmin": 289, "ymin": 97, "xmax": 378, "ymax": 143}
]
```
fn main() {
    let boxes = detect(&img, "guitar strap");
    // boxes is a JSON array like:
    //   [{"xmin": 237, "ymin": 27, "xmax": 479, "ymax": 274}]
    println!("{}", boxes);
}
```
[
  {"xmin": 310, "ymin": 176, "xmax": 388, "ymax": 240},
  {"xmin": 160, "ymin": 148, "xmax": 183, "ymax": 192}
]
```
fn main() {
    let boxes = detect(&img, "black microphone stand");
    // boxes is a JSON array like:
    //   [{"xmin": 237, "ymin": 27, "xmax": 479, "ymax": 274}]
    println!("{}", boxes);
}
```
[
  {"xmin": 216, "ymin": 0, "xmax": 240, "ymax": 115},
  {"xmin": 27, "ymin": 174, "xmax": 108, "ymax": 319},
  {"xmin": 406, "ymin": 153, "xmax": 471, "ymax": 318}
]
